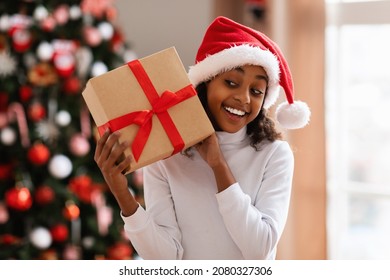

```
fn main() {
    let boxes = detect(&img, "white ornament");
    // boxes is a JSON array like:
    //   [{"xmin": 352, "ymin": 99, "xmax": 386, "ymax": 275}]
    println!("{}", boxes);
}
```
[
  {"xmin": 91, "ymin": 61, "xmax": 108, "ymax": 77},
  {"xmin": 29, "ymin": 227, "xmax": 52, "ymax": 249},
  {"xmin": 69, "ymin": 5, "xmax": 82, "ymax": 20},
  {"xmin": 54, "ymin": 53, "xmax": 75, "ymax": 72},
  {"xmin": 69, "ymin": 134, "xmax": 90, "ymax": 157},
  {"xmin": 23, "ymin": 52, "xmax": 37, "ymax": 69},
  {"xmin": 0, "ymin": 127, "xmax": 16, "ymax": 145},
  {"xmin": 48, "ymin": 154, "xmax": 73, "ymax": 179},
  {"xmin": 0, "ymin": 52, "xmax": 17, "ymax": 77},
  {"xmin": 0, "ymin": 14, "xmax": 10, "ymax": 31},
  {"xmin": 75, "ymin": 47, "xmax": 93, "ymax": 78},
  {"xmin": 34, "ymin": 5, "xmax": 49, "ymax": 21},
  {"xmin": 98, "ymin": 22, "xmax": 114, "ymax": 40},
  {"xmin": 82, "ymin": 236, "xmax": 95, "ymax": 249},
  {"xmin": 36, "ymin": 120, "xmax": 59, "ymax": 143},
  {"xmin": 123, "ymin": 49, "xmax": 137, "ymax": 63},
  {"xmin": 55, "ymin": 110, "xmax": 71, "ymax": 127},
  {"xmin": 36, "ymin": 41, "xmax": 54, "ymax": 61}
]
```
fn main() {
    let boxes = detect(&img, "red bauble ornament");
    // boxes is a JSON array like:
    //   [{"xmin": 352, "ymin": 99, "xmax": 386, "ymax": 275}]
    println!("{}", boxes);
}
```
[
  {"xmin": 50, "ymin": 224, "xmax": 69, "ymax": 243},
  {"xmin": 5, "ymin": 187, "xmax": 33, "ymax": 211},
  {"xmin": 83, "ymin": 26, "xmax": 102, "ymax": 47},
  {"xmin": 19, "ymin": 86, "xmax": 33, "ymax": 102},
  {"xmin": 12, "ymin": 28, "xmax": 32, "ymax": 52},
  {"xmin": 107, "ymin": 242, "xmax": 133, "ymax": 260},
  {"xmin": 34, "ymin": 185, "xmax": 55, "ymax": 205},
  {"xmin": 69, "ymin": 134, "xmax": 90, "ymax": 157},
  {"xmin": 53, "ymin": 5, "xmax": 69, "ymax": 26},
  {"xmin": 68, "ymin": 175, "xmax": 93, "ymax": 203},
  {"xmin": 0, "ymin": 92, "xmax": 8, "ymax": 114},
  {"xmin": 0, "ymin": 234, "xmax": 21, "ymax": 245},
  {"xmin": 0, "ymin": 163, "xmax": 13, "ymax": 180},
  {"xmin": 63, "ymin": 203, "xmax": 80, "ymax": 221},
  {"xmin": 53, "ymin": 53, "xmax": 75, "ymax": 77},
  {"xmin": 111, "ymin": 30, "xmax": 125, "ymax": 52},
  {"xmin": 27, "ymin": 143, "xmax": 50, "ymax": 165},
  {"xmin": 63, "ymin": 76, "xmax": 81, "ymax": 95},
  {"xmin": 41, "ymin": 16, "xmax": 56, "ymax": 32},
  {"xmin": 28, "ymin": 103, "xmax": 46, "ymax": 122}
]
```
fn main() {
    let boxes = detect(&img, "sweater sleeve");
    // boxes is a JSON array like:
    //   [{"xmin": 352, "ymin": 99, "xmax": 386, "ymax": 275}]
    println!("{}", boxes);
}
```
[
  {"xmin": 121, "ymin": 163, "xmax": 183, "ymax": 260},
  {"xmin": 215, "ymin": 142, "xmax": 294, "ymax": 259}
]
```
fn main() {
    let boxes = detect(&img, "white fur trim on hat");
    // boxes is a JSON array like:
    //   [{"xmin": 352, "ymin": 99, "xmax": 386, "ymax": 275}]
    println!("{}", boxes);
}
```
[
  {"xmin": 188, "ymin": 44, "xmax": 280, "ymax": 109},
  {"xmin": 275, "ymin": 100, "xmax": 311, "ymax": 129}
]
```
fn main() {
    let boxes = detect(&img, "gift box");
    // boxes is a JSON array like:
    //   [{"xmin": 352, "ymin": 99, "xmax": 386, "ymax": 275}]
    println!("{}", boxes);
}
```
[{"xmin": 82, "ymin": 47, "xmax": 214, "ymax": 174}]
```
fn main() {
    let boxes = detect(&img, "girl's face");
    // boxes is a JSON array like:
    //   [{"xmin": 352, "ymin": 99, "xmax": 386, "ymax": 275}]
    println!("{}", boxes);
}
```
[{"xmin": 206, "ymin": 65, "xmax": 268, "ymax": 133}]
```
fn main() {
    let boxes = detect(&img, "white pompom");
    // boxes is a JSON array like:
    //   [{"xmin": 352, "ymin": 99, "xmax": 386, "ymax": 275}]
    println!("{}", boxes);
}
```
[
  {"xmin": 0, "ymin": 14, "xmax": 10, "ymax": 31},
  {"xmin": 275, "ymin": 101, "xmax": 311, "ymax": 129}
]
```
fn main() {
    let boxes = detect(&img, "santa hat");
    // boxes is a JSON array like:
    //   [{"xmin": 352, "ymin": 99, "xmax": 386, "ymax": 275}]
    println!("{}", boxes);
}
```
[{"xmin": 188, "ymin": 16, "xmax": 310, "ymax": 129}]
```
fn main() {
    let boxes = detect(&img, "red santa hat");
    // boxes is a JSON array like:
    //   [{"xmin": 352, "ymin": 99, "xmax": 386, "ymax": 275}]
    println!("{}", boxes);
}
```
[{"xmin": 188, "ymin": 16, "xmax": 310, "ymax": 129}]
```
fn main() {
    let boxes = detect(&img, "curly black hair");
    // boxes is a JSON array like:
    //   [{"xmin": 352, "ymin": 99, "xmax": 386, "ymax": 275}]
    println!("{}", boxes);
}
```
[{"xmin": 195, "ymin": 82, "xmax": 283, "ymax": 150}]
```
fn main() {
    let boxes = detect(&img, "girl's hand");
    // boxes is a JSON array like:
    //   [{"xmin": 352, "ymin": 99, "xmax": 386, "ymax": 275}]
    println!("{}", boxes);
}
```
[
  {"xmin": 94, "ymin": 130, "xmax": 138, "ymax": 216},
  {"xmin": 195, "ymin": 133, "xmax": 225, "ymax": 168},
  {"xmin": 195, "ymin": 134, "xmax": 236, "ymax": 192}
]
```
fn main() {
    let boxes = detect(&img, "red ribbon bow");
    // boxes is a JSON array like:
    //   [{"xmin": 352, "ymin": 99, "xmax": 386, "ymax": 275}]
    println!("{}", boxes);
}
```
[{"xmin": 98, "ymin": 60, "xmax": 196, "ymax": 162}]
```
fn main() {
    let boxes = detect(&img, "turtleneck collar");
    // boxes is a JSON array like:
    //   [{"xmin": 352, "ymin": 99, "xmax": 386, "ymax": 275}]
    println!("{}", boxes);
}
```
[{"xmin": 216, "ymin": 126, "xmax": 248, "ymax": 147}]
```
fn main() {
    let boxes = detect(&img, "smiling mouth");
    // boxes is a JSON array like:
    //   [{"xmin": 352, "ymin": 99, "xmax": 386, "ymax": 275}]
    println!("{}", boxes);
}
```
[{"xmin": 223, "ymin": 106, "xmax": 246, "ymax": 117}]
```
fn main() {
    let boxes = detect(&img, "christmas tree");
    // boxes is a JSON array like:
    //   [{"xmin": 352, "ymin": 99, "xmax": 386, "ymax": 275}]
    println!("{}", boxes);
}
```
[{"xmin": 0, "ymin": 0, "xmax": 143, "ymax": 260}]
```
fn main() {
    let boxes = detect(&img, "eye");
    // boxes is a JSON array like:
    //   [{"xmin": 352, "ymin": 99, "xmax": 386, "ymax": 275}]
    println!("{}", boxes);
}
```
[
  {"xmin": 225, "ymin": 79, "xmax": 238, "ymax": 87},
  {"xmin": 251, "ymin": 88, "xmax": 265, "ymax": 97}
]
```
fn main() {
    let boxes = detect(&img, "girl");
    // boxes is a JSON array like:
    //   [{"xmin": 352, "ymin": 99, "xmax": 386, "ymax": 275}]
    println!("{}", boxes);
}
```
[{"xmin": 94, "ymin": 16, "xmax": 310, "ymax": 260}]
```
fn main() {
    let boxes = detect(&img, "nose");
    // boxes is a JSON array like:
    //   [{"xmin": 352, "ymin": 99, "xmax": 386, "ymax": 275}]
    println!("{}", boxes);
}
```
[{"xmin": 233, "ymin": 87, "xmax": 250, "ymax": 104}]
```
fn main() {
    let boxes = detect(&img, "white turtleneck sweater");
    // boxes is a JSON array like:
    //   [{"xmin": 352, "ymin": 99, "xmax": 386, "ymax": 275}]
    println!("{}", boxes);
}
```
[{"xmin": 121, "ymin": 127, "xmax": 294, "ymax": 260}]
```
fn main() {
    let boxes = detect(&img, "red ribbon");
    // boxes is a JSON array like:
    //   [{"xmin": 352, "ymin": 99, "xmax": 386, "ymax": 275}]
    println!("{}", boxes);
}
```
[{"xmin": 98, "ymin": 60, "xmax": 196, "ymax": 162}]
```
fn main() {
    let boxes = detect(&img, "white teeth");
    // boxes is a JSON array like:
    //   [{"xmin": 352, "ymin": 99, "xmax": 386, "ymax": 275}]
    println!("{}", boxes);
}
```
[{"xmin": 224, "ymin": 106, "xmax": 245, "ymax": 116}]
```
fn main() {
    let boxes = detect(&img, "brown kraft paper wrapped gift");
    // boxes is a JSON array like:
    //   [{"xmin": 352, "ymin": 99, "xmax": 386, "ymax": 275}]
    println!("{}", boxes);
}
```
[{"xmin": 82, "ymin": 47, "xmax": 214, "ymax": 174}]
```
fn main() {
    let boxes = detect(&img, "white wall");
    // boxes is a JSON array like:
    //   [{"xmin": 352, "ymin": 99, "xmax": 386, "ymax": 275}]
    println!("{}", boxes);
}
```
[{"xmin": 114, "ymin": 0, "xmax": 213, "ymax": 69}]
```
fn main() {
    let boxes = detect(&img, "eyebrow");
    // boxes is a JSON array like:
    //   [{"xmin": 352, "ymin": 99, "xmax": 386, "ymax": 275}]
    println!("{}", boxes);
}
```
[{"xmin": 234, "ymin": 67, "xmax": 268, "ymax": 82}]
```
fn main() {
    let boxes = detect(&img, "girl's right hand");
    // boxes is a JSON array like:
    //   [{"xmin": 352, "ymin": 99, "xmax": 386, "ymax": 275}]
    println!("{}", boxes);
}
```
[{"xmin": 94, "ymin": 130, "xmax": 139, "ymax": 216}]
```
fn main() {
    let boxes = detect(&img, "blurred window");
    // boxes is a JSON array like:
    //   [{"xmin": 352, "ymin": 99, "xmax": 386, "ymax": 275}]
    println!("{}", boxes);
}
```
[{"xmin": 326, "ymin": 0, "xmax": 390, "ymax": 259}]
